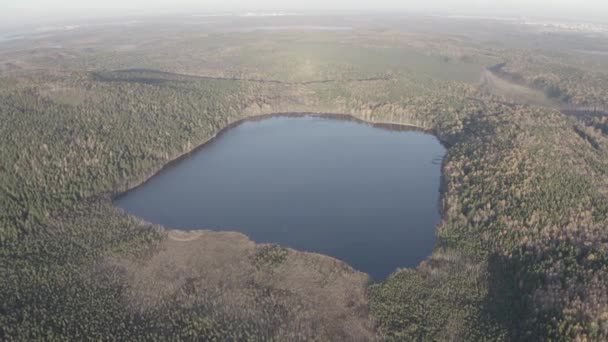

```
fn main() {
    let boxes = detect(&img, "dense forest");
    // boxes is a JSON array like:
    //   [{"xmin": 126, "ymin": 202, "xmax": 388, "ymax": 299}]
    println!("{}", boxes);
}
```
[{"xmin": 2, "ymin": 16, "xmax": 608, "ymax": 341}]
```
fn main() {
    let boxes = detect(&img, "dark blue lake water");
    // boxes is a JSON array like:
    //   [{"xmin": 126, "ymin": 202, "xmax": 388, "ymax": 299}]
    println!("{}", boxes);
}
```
[{"xmin": 115, "ymin": 115, "xmax": 446, "ymax": 279}]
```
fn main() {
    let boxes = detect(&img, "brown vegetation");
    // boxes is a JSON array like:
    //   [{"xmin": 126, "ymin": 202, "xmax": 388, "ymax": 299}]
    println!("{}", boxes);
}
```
[{"xmin": 101, "ymin": 230, "xmax": 375, "ymax": 341}]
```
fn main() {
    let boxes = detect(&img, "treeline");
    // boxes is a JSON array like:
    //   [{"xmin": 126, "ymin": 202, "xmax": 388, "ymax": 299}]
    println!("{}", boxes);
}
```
[
  {"xmin": 0, "ymin": 70, "xmax": 274, "ymax": 339},
  {"xmin": 0, "ymin": 70, "xmax": 254, "ymax": 238},
  {"xmin": 303, "ymin": 67, "xmax": 608, "ymax": 340},
  {"xmin": 365, "ymin": 96, "xmax": 608, "ymax": 340}
]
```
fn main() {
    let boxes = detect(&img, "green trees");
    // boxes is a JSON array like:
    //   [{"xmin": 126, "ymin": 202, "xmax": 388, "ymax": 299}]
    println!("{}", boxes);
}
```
[{"xmin": 1, "ymin": 29, "xmax": 608, "ymax": 340}]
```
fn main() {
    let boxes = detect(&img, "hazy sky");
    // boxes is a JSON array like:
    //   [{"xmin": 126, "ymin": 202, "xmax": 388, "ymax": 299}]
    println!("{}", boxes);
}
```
[{"xmin": 2, "ymin": 0, "xmax": 607, "ymax": 29}]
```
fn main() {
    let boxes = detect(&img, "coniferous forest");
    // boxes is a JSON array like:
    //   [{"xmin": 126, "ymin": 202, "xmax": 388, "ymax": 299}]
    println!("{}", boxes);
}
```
[{"xmin": 2, "ymin": 14, "xmax": 608, "ymax": 341}]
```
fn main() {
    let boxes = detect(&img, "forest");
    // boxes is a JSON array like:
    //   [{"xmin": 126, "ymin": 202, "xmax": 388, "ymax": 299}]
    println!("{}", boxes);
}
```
[{"xmin": 1, "ymin": 15, "xmax": 608, "ymax": 341}]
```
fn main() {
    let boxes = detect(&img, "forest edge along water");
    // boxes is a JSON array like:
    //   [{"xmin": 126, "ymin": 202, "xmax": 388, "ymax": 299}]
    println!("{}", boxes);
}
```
[{"xmin": 113, "ymin": 113, "xmax": 447, "ymax": 280}]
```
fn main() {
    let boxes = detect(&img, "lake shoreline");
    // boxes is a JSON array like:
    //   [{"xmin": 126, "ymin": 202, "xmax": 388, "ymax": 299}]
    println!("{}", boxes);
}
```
[
  {"xmin": 111, "ymin": 112, "xmax": 447, "ymax": 279},
  {"xmin": 111, "ymin": 112, "xmax": 440, "ymax": 202}
]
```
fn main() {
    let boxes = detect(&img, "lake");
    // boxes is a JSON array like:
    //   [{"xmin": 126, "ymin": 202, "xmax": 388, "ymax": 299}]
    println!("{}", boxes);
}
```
[{"xmin": 114, "ymin": 115, "xmax": 446, "ymax": 279}]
